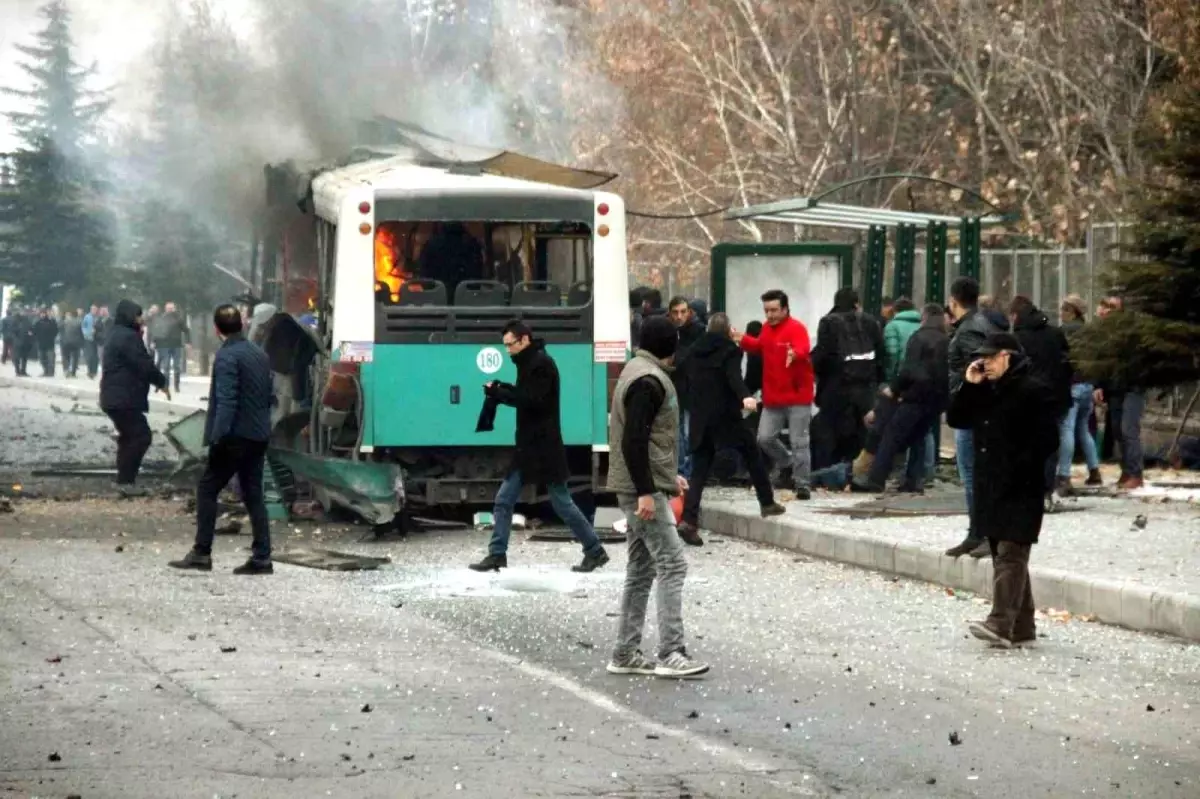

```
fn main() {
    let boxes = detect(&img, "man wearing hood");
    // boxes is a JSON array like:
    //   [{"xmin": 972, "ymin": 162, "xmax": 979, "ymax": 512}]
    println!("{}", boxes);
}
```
[
  {"xmin": 469, "ymin": 321, "xmax": 609, "ymax": 574},
  {"xmin": 605, "ymin": 314, "xmax": 709, "ymax": 679},
  {"xmin": 948, "ymin": 332, "xmax": 1059, "ymax": 649},
  {"xmin": 678, "ymin": 312, "xmax": 785, "ymax": 545},
  {"xmin": 99, "ymin": 299, "xmax": 170, "ymax": 497},
  {"xmin": 811, "ymin": 287, "xmax": 886, "ymax": 471},
  {"xmin": 1008, "ymin": 296, "xmax": 1072, "ymax": 504},
  {"xmin": 944, "ymin": 277, "xmax": 1005, "ymax": 558}
]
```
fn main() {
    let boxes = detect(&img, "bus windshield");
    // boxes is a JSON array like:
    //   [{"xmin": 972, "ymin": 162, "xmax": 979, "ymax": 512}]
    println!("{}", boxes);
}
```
[{"xmin": 374, "ymin": 220, "xmax": 592, "ymax": 308}]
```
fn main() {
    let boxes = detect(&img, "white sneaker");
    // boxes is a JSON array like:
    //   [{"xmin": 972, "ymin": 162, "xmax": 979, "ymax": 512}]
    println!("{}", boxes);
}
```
[
  {"xmin": 606, "ymin": 651, "xmax": 657, "ymax": 675},
  {"xmin": 654, "ymin": 649, "xmax": 710, "ymax": 678}
]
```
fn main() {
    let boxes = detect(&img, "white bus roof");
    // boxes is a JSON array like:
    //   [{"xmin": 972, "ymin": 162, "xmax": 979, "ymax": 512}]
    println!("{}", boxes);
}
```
[{"xmin": 311, "ymin": 157, "xmax": 608, "ymax": 225}]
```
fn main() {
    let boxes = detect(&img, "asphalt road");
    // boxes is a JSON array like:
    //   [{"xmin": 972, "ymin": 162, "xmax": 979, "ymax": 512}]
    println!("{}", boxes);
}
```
[{"xmin": 2, "ymin": 382, "xmax": 1199, "ymax": 798}]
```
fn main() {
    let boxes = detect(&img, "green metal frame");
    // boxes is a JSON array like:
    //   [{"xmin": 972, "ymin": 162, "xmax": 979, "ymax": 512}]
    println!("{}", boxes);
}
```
[
  {"xmin": 864, "ymin": 226, "xmax": 888, "ymax": 317},
  {"xmin": 709, "ymin": 242, "xmax": 854, "ymax": 312},
  {"xmin": 959, "ymin": 217, "xmax": 982, "ymax": 280},
  {"xmin": 893, "ymin": 224, "xmax": 917, "ymax": 300},
  {"xmin": 925, "ymin": 222, "xmax": 948, "ymax": 304}
]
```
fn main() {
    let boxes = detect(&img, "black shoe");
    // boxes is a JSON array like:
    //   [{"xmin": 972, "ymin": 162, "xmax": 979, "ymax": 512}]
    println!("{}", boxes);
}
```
[
  {"xmin": 116, "ymin": 484, "xmax": 148, "ymax": 498},
  {"xmin": 760, "ymin": 502, "xmax": 786, "ymax": 518},
  {"xmin": 677, "ymin": 522, "xmax": 704, "ymax": 547},
  {"xmin": 771, "ymin": 468, "xmax": 794, "ymax": 491},
  {"xmin": 168, "ymin": 550, "xmax": 213, "ymax": 572},
  {"xmin": 1085, "ymin": 469, "xmax": 1103, "ymax": 487},
  {"xmin": 792, "ymin": 485, "xmax": 812, "ymax": 501},
  {"xmin": 896, "ymin": 482, "xmax": 924, "ymax": 495},
  {"xmin": 468, "ymin": 553, "xmax": 507, "ymax": 572},
  {"xmin": 571, "ymin": 549, "xmax": 610, "ymax": 572},
  {"xmin": 849, "ymin": 478, "xmax": 883, "ymax": 494},
  {"xmin": 968, "ymin": 540, "xmax": 992, "ymax": 559},
  {"xmin": 944, "ymin": 536, "xmax": 984, "ymax": 557},
  {"xmin": 233, "ymin": 559, "xmax": 273, "ymax": 575}
]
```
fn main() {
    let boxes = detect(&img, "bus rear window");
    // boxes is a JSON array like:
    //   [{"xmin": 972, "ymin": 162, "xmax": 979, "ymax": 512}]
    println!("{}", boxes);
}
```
[{"xmin": 374, "ymin": 220, "xmax": 592, "ymax": 308}]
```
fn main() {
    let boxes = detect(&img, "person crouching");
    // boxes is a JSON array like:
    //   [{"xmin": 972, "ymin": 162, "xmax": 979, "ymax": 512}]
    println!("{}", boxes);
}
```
[
  {"xmin": 947, "ymin": 332, "xmax": 1059, "ymax": 648},
  {"xmin": 605, "ymin": 315, "xmax": 709, "ymax": 678}
]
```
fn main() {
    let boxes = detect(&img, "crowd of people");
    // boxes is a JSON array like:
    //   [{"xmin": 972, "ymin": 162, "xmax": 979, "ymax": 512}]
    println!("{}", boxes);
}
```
[{"xmin": 1, "ymin": 300, "xmax": 191, "ymax": 387}]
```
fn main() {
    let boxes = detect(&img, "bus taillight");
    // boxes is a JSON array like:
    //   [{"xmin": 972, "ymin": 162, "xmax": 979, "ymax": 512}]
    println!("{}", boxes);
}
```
[{"xmin": 597, "ymin": 202, "xmax": 609, "ymax": 216}]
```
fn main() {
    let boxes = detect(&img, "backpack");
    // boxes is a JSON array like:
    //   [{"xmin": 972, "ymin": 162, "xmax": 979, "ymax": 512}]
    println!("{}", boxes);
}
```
[{"xmin": 835, "ymin": 312, "xmax": 878, "ymax": 383}]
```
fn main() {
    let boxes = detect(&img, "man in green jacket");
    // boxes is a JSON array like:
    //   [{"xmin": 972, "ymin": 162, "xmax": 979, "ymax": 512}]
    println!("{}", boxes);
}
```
[{"xmin": 882, "ymin": 298, "xmax": 920, "ymax": 382}]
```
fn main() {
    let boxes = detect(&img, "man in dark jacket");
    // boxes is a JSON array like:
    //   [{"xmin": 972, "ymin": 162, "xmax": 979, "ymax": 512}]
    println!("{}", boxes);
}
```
[
  {"xmin": 944, "ymin": 277, "xmax": 1004, "ymax": 558},
  {"xmin": 33, "ymin": 309, "xmax": 58, "ymax": 377},
  {"xmin": 469, "ymin": 321, "xmax": 608, "ymax": 573},
  {"xmin": 678, "ymin": 313, "xmax": 785, "ymax": 544},
  {"xmin": 1, "ymin": 307, "xmax": 14, "ymax": 365},
  {"xmin": 170, "ymin": 305, "xmax": 276, "ymax": 575},
  {"xmin": 811, "ymin": 287, "xmax": 886, "ymax": 470},
  {"xmin": 948, "ymin": 332, "xmax": 1059, "ymax": 649},
  {"xmin": 60, "ymin": 310, "xmax": 84, "ymax": 377},
  {"xmin": 854, "ymin": 304, "xmax": 950, "ymax": 493},
  {"xmin": 10, "ymin": 309, "xmax": 34, "ymax": 376},
  {"xmin": 99, "ymin": 300, "xmax": 169, "ymax": 496},
  {"xmin": 156, "ymin": 301, "xmax": 189, "ymax": 393},
  {"xmin": 1008, "ymin": 296, "xmax": 1072, "ymax": 504},
  {"xmin": 668, "ymin": 295, "xmax": 704, "ymax": 479}
]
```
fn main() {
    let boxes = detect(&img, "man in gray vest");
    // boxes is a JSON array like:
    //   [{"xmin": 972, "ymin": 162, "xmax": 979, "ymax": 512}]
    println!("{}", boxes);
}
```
[{"xmin": 605, "ymin": 315, "xmax": 709, "ymax": 679}]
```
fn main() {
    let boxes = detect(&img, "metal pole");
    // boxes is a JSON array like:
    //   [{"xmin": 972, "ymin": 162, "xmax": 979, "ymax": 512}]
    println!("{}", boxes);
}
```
[
  {"xmin": 959, "ymin": 217, "xmax": 981, "ymax": 280},
  {"xmin": 865, "ymin": 225, "xmax": 887, "ymax": 317},
  {"xmin": 894, "ymin": 223, "xmax": 916, "ymax": 300},
  {"xmin": 925, "ymin": 222, "xmax": 947, "ymax": 304}
]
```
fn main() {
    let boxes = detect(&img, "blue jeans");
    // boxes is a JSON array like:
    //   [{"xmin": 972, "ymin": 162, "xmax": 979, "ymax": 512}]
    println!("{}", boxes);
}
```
[
  {"xmin": 1057, "ymin": 383, "xmax": 1100, "ymax": 477},
  {"xmin": 488, "ymin": 470, "xmax": 602, "ymax": 557},
  {"xmin": 677, "ymin": 411, "xmax": 692, "ymax": 479},
  {"xmin": 954, "ymin": 428, "xmax": 976, "ymax": 535},
  {"xmin": 156, "ymin": 346, "xmax": 184, "ymax": 389}
]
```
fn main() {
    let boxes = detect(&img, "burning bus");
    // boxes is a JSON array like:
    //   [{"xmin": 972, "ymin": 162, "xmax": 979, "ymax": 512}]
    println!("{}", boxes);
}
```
[{"xmin": 254, "ymin": 120, "xmax": 631, "ymax": 521}]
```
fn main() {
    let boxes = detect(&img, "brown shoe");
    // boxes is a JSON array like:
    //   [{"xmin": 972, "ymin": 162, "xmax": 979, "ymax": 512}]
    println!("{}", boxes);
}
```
[
  {"xmin": 760, "ymin": 502, "xmax": 786, "ymax": 518},
  {"xmin": 676, "ymin": 521, "xmax": 704, "ymax": 547},
  {"xmin": 968, "ymin": 620, "xmax": 1013, "ymax": 649},
  {"xmin": 1118, "ymin": 475, "xmax": 1144, "ymax": 491}
]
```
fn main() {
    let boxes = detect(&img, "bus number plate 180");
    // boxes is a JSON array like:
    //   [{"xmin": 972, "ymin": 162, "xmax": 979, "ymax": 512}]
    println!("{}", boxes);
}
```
[{"xmin": 339, "ymin": 341, "xmax": 374, "ymax": 363}]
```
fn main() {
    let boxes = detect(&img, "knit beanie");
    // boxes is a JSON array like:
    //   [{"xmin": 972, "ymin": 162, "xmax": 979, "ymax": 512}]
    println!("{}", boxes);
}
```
[{"xmin": 639, "ymin": 315, "xmax": 678, "ymax": 360}]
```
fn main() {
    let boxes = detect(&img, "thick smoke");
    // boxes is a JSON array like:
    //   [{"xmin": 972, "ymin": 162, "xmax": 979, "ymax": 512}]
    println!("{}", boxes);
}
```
[{"xmin": 115, "ymin": 0, "xmax": 619, "ymax": 238}]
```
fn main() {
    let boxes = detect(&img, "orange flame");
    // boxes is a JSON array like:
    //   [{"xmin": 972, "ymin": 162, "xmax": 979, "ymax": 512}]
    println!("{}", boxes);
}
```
[{"xmin": 374, "ymin": 224, "xmax": 413, "ymax": 302}]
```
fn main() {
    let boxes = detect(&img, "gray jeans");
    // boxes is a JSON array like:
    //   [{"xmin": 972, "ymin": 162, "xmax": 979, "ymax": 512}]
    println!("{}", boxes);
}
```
[
  {"xmin": 756, "ymin": 404, "xmax": 813, "ymax": 487},
  {"xmin": 613, "ymin": 493, "xmax": 688, "ymax": 662}
]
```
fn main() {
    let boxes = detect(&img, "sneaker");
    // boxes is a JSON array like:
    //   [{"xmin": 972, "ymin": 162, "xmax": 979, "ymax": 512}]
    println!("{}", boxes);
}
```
[
  {"xmin": 168, "ymin": 550, "xmax": 213, "ymax": 572},
  {"xmin": 468, "ymin": 553, "xmax": 507, "ymax": 572},
  {"xmin": 760, "ymin": 502, "xmax": 786, "ymax": 518},
  {"xmin": 606, "ymin": 651, "xmax": 657, "ymax": 675},
  {"xmin": 945, "ymin": 536, "xmax": 983, "ymax": 558},
  {"xmin": 792, "ymin": 485, "xmax": 812, "ymax": 501},
  {"xmin": 232, "ymin": 559, "xmax": 273, "ymax": 575},
  {"xmin": 571, "ymin": 549, "xmax": 610, "ymax": 573},
  {"xmin": 968, "ymin": 620, "xmax": 1012, "ymax": 649},
  {"xmin": 676, "ymin": 521, "xmax": 704, "ymax": 547},
  {"xmin": 655, "ymin": 649, "xmax": 710, "ymax": 678},
  {"xmin": 1085, "ymin": 469, "xmax": 1103, "ymax": 487}
]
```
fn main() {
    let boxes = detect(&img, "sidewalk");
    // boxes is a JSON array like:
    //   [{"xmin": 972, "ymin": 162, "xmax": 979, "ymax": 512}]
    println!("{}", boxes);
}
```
[
  {"xmin": 0, "ymin": 371, "xmax": 208, "ymax": 416},
  {"xmin": 699, "ymin": 483, "xmax": 1200, "ymax": 642}
]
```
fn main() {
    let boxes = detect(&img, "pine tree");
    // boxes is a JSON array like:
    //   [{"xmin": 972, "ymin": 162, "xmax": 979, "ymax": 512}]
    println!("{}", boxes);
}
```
[
  {"xmin": 0, "ymin": 0, "xmax": 115, "ymax": 302},
  {"xmin": 1071, "ymin": 81, "xmax": 1200, "ymax": 391}
]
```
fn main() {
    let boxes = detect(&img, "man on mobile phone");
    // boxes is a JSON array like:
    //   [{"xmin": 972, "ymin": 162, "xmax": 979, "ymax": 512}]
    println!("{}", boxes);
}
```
[{"xmin": 948, "ymin": 332, "xmax": 1058, "ymax": 649}]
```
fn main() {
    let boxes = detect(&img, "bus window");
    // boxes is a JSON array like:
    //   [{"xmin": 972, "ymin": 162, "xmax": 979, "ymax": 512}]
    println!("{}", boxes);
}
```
[{"xmin": 374, "ymin": 220, "xmax": 592, "ymax": 308}]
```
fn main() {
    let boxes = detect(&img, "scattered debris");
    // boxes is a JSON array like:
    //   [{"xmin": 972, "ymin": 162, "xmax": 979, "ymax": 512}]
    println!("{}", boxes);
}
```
[
  {"xmin": 948, "ymin": 731, "xmax": 962, "ymax": 746},
  {"xmin": 784, "ymin": 722, "xmax": 792, "ymax": 730},
  {"xmin": 115, "ymin": 545, "xmax": 125, "ymax": 553},
  {"xmin": 187, "ymin": 634, "xmax": 198, "ymax": 641},
  {"xmin": 926, "ymin": 777, "xmax": 937, "ymax": 785},
  {"xmin": 1146, "ymin": 704, "xmax": 1155, "ymax": 712},
  {"xmin": 645, "ymin": 734, "xmax": 659, "ymax": 740},
  {"xmin": 48, "ymin": 752, "xmax": 61, "ymax": 762},
  {"xmin": 361, "ymin": 703, "xmax": 373, "ymax": 713},
  {"xmin": 392, "ymin": 600, "xmax": 404, "ymax": 609},
  {"xmin": 1132, "ymin": 514, "xmax": 1148, "ymax": 530},
  {"xmin": 0, "ymin": 497, "xmax": 13, "ymax": 513},
  {"xmin": 575, "ymin": 641, "xmax": 594, "ymax": 650},
  {"xmin": 219, "ymin": 645, "xmax": 237, "ymax": 653},
  {"xmin": 154, "ymin": 684, "xmax": 164, "ymax": 690},
  {"xmin": 402, "ymin": 754, "xmax": 416, "ymax": 761},
  {"xmin": 686, "ymin": 710, "xmax": 699, "ymax": 719},
  {"xmin": 341, "ymin": 753, "xmax": 352, "ymax": 761},
  {"xmin": 45, "ymin": 655, "xmax": 62, "ymax": 664},
  {"xmin": 272, "ymin": 548, "xmax": 391, "ymax": 572},
  {"xmin": 215, "ymin": 514, "xmax": 245, "ymax": 536}
]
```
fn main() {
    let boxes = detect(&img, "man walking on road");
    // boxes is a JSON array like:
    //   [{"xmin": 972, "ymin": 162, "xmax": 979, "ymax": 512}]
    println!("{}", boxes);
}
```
[
  {"xmin": 60, "ymin": 309, "xmax": 84, "ymax": 377},
  {"xmin": 170, "ymin": 305, "xmax": 276, "ymax": 575},
  {"xmin": 469, "ymin": 321, "xmax": 609, "ymax": 574},
  {"xmin": 667, "ymin": 295, "xmax": 704, "ymax": 480},
  {"xmin": 99, "ymin": 300, "xmax": 170, "ymax": 497},
  {"xmin": 32, "ymin": 308, "xmax": 58, "ymax": 377},
  {"xmin": 82, "ymin": 304, "xmax": 99, "ymax": 378},
  {"xmin": 947, "ymin": 332, "xmax": 1059, "ymax": 649},
  {"xmin": 943, "ymin": 277, "xmax": 1004, "ymax": 558},
  {"xmin": 606, "ymin": 315, "xmax": 709, "ymax": 679},
  {"xmin": 677, "ymin": 312, "xmax": 785, "ymax": 545},
  {"xmin": 736, "ymin": 289, "xmax": 815, "ymax": 499},
  {"xmin": 156, "ymin": 301, "xmax": 189, "ymax": 393}
]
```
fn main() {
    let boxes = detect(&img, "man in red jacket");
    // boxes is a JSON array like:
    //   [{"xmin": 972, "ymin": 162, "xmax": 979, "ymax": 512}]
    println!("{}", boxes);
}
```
[{"xmin": 735, "ymin": 289, "xmax": 815, "ymax": 499}]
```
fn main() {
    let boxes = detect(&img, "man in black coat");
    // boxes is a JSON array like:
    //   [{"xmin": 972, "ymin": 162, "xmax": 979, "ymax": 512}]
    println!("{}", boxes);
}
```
[
  {"xmin": 854, "ymin": 304, "xmax": 950, "ymax": 493},
  {"xmin": 668, "ymin": 295, "xmax": 704, "ymax": 479},
  {"xmin": 469, "ymin": 320, "xmax": 608, "ymax": 573},
  {"xmin": 171, "ymin": 304, "xmax": 276, "ymax": 575},
  {"xmin": 32, "ymin": 309, "xmax": 59, "ymax": 377},
  {"xmin": 1007, "ymin": 296, "xmax": 1072, "ymax": 502},
  {"xmin": 677, "ymin": 313, "xmax": 785, "ymax": 545},
  {"xmin": 99, "ymin": 299, "xmax": 169, "ymax": 496},
  {"xmin": 947, "ymin": 332, "xmax": 1059, "ymax": 649}
]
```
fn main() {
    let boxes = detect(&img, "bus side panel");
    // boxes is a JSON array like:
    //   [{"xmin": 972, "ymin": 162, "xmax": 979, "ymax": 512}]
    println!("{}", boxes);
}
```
[
  {"xmin": 370, "ymin": 344, "xmax": 594, "ymax": 447},
  {"xmin": 591, "ymin": 361, "xmax": 609, "ymax": 447},
  {"xmin": 360, "ymin": 361, "xmax": 375, "ymax": 449}
]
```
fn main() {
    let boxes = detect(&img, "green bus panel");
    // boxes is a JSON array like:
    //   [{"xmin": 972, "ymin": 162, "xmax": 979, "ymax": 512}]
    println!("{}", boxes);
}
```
[
  {"xmin": 371, "ymin": 344, "xmax": 594, "ymax": 447},
  {"xmin": 591, "ymin": 361, "xmax": 609, "ymax": 446}
]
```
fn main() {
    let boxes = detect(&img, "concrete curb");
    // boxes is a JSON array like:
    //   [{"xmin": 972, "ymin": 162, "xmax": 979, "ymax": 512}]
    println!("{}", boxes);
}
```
[
  {"xmin": 700, "ymin": 501, "xmax": 1200, "ymax": 643},
  {"xmin": 1, "ymin": 376, "xmax": 202, "ymax": 418}
]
